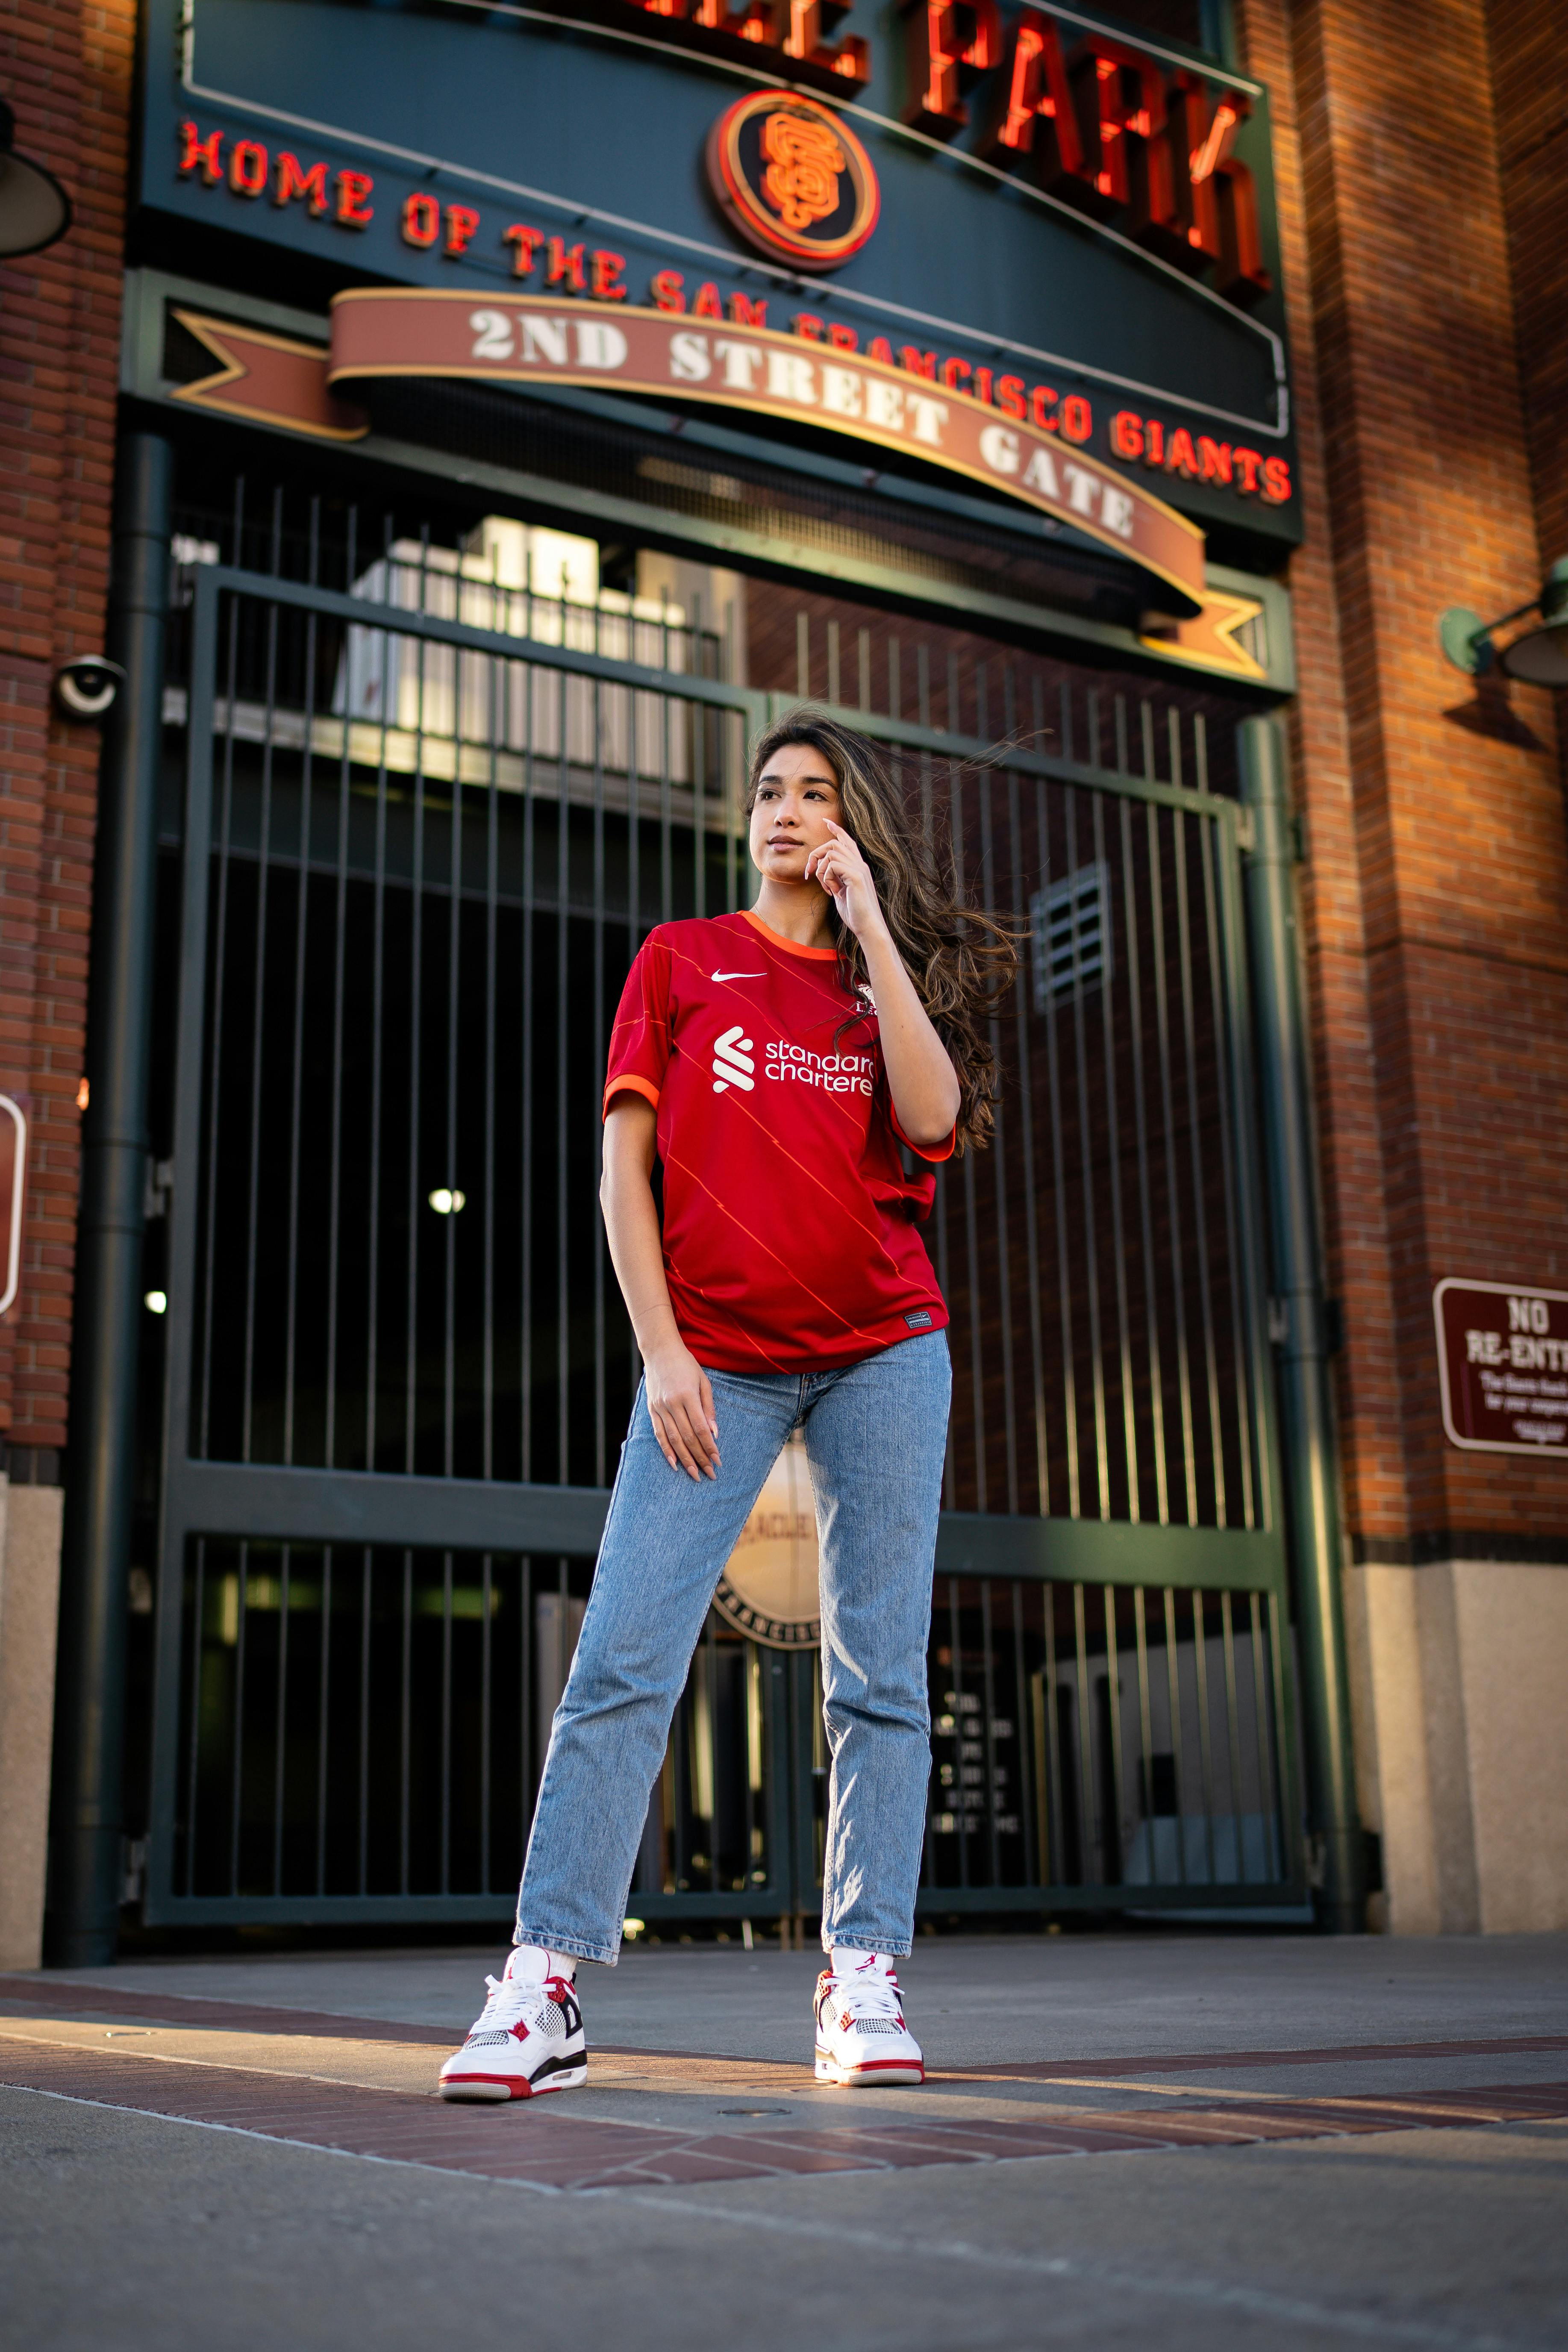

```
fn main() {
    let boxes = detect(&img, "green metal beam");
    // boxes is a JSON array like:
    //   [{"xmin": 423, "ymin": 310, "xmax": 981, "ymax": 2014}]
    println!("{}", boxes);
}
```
[
  {"xmin": 935, "ymin": 1512, "xmax": 1284, "ymax": 1594},
  {"xmin": 47, "ymin": 435, "xmax": 174, "ymax": 1967},
  {"xmin": 1238, "ymin": 715, "xmax": 1363, "ymax": 1932}
]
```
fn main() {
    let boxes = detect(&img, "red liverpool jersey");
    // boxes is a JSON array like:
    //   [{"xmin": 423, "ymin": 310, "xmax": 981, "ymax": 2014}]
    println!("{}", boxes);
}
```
[{"xmin": 603, "ymin": 908, "xmax": 953, "ymax": 1373}]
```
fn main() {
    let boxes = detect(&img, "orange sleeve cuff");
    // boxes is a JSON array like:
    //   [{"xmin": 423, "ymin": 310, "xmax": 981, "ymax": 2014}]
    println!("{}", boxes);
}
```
[
  {"xmin": 890, "ymin": 1103, "xmax": 957, "ymax": 1163},
  {"xmin": 603, "ymin": 1073, "xmax": 661, "ymax": 1120}
]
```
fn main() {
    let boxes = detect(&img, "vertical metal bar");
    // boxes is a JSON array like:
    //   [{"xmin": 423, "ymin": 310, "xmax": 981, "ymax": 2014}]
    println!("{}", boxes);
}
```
[
  {"xmin": 480, "ymin": 1551, "xmax": 494, "ymax": 1891},
  {"xmin": 239, "ymin": 577, "xmax": 282, "ymax": 1464},
  {"xmin": 1201, "ymin": 818, "xmax": 1255, "ymax": 1530},
  {"xmin": 1121, "ymin": 788, "xmax": 1168, "ymax": 1523},
  {"xmin": 1071, "ymin": 1584, "xmax": 1097, "ymax": 1882},
  {"xmin": 273, "ymin": 1545, "xmax": 290, "ymax": 1896},
  {"xmin": 1265, "ymin": 1591, "xmax": 1293, "ymax": 1881},
  {"xmin": 1042, "ymin": 1582, "xmax": 1064, "ymax": 1884},
  {"xmin": 357, "ymin": 1548, "xmax": 371, "ymax": 1895},
  {"xmin": 827, "ymin": 617, "xmax": 840, "ymax": 708},
  {"xmin": 1009, "ymin": 756, "xmax": 1048, "ymax": 1512},
  {"xmin": 1038, "ymin": 775, "xmax": 1079, "ymax": 1516},
  {"xmin": 521, "ymin": 631, "xmax": 537, "ymax": 1481},
  {"xmin": 947, "ymin": 1579, "xmax": 968, "ymax": 1890},
  {"xmin": 1066, "ymin": 790, "xmax": 1109, "ymax": 1519},
  {"xmin": 556, "ymin": 661, "xmax": 571, "ymax": 1481},
  {"xmin": 1103, "ymin": 1585, "xmax": 1125, "ymax": 1885},
  {"xmin": 1012, "ymin": 1580, "xmax": 1035, "ymax": 1884},
  {"xmin": 1247, "ymin": 1592, "xmax": 1275, "ymax": 1870},
  {"xmin": 323, "ymin": 507, "xmax": 356, "ymax": 1470},
  {"xmin": 1148, "ymin": 805, "xmax": 1197, "ymax": 1524},
  {"xmin": 796, "ymin": 610, "xmax": 809, "ymax": 700},
  {"xmin": 593, "ymin": 675, "xmax": 607, "ymax": 1483},
  {"xmin": 857, "ymin": 626, "xmax": 871, "ymax": 711},
  {"xmin": 521, "ymin": 1555, "xmax": 534, "ymax": 1840},
  {"xmin": 364, "ymin": 550, "xmax": 391, "ymax": 1473},
  {"xmin": 443, "ymin": 695, "xmax": 463, "ymax": 1479},
  {"xmin": 399, "ymin": 1548, "xmax": 412, "ymax": 1896},
  {"xmin": 1219, "ymin": 1589, "xmax": 1246, "ymax": 1877},
  {"xmin": 483, "ymin": 667, "xmax": 500, "ymax": 1481},
  {"xmin": 316, "ymin": 1544, "xmax": 332, "ymax": 1896},
  {"xmin": 1215, "ymin": 801, "xmax": 1278, "ymax": 1546},
  {"xmin": 229, "ymin": 1541, "xmax": 248, "ymax": 1897},
  {"xmin": 405, "ymin": 625, "xmax": 427, "ymax": 1476},
  {"xmin": 183, "ymin": 1540, "xmax": 206, "ymax": 1897},
  {"xmin": 282, "ymin": 548, "xmax": 319, "ymax": 1465},
  {"xmin": 706, "ymin": 1614, "xmax": 721, "ymax": 1891},
  {"xmin": 1174, "ymin": 809, "xmax": 1226, "ymax": 1526},
  {"xmin": 441, "ymin": 1550, "xmax": 453, "ymax": 1894},
  {"xmin": 197, "ymin": 585, "xmax": 242, "ymax": 1460},
  {"xmin": 1191, "ymin": 1589, "xmax": 1217, "ymax": 1882},
  {"xmin": 1162, "ymin": 1587, "xmax": 1189, "ymax": 1885},
  {"xmin": 1093, "ymin": 793, "xmax": 1137, "ymax": 1519},
  {"xmin": 978, "ymin": 760, "xmax": 1018, "ymax": 1511},
  {"xmin": 980, "ymin": 1581, "xmax": 1000, "ymax": 1885},
  {"xmin": 1133, "ymin": 1585, "xmax": 1155, "ymax": 1879},
  {"xmin": 952, "ymin": 761, "xmax": 987, "ymax": 1511}
]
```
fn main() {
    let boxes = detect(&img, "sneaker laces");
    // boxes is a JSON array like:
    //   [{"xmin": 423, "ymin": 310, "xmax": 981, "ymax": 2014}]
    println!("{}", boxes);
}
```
[
  {"xmin": 834, "ymin": 1967, "xmax": 903, "ymax": 2025},
  {"xmin": 468, "ymin": 1973, "xmax": 555, "ymax": 2040}
]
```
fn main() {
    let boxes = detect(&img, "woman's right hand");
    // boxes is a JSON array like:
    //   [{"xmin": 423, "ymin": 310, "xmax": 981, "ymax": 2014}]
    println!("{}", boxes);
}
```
[{"xmin": 644, "ymin": 1342, "xmax": 721, "ymax": 1481}]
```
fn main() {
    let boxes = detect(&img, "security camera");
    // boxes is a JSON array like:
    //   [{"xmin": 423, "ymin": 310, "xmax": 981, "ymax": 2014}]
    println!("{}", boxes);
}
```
[{"xmin": 54, "ymin": 656, "xmax": 125, "ymax": 721}]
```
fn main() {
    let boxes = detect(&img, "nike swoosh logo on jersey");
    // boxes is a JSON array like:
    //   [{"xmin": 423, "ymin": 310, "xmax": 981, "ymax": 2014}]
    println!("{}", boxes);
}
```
[{"xmin": 712, "ymin": 970, "xmax": 767, "ymax": 981}]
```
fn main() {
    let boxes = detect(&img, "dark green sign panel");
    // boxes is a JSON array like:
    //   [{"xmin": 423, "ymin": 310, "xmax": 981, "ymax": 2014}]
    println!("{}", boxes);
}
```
[{"xmin": 140, "ymin": 0, "xmax": 1298, "ymax": 546}]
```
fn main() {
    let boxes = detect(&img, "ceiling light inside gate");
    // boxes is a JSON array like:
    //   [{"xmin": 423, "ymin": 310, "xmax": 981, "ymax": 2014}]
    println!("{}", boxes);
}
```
[
  {"xmin": 428, "ymin": 1188, "xmax": 466, "ymax": 1215},
  {"xmin": 144, "ymin": 1291, "xmax": 168, "ymax": 1315}
]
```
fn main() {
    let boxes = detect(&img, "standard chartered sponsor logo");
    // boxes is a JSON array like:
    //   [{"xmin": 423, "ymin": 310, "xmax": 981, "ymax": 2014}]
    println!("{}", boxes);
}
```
[
  {"xmin": 712, "ymin": 1025, "xmax": 755, "ymax": 1093},
  {"xmin": 765, "ymin": 1040, "xmax": 874, "ymax": 1097}
]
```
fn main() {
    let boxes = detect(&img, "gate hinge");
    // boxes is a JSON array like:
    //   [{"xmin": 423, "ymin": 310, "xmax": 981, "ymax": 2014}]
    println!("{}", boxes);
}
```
[
  {"xmin": 1234, "ymin": 806, "xmax": 1256, "ymax": 853},
  {"xmin": 143, "ymin": 1157, "xmax": 174, "ymax": 1221}
]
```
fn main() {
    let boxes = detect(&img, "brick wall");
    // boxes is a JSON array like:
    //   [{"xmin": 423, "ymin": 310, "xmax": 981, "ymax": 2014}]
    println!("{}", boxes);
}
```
[
  {"xmin": 1238, "ymin": 0, "xmax": 1568, "ymax": 1557},
  {"xmin": 0, "ymin": 0, "xmax": 133, "ymax": 1458},
  {"xmin": 1488, "ymin": 0, "xmax": 1568, "ymax": 760}
]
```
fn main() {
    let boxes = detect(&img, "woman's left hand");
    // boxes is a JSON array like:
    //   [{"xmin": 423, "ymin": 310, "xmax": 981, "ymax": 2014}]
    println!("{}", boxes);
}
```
[{"xmin": 805, "ymin": 818, "xmax": 885, "ymax": 941}]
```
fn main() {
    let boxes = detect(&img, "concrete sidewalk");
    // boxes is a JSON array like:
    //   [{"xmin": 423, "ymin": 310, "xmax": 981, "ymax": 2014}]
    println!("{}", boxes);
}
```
[{"xmin": 3, "ymin": 1931, "xmax": 1565, "ymax": 2351}]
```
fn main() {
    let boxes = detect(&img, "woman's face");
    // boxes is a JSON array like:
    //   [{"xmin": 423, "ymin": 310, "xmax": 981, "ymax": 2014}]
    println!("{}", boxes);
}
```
[{"xmin": 749, "ymin": 742, "xmax": 845, "ymax": 885}]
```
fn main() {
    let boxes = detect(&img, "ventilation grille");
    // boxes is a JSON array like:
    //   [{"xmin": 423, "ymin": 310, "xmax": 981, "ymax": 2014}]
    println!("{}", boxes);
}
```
[{"xmin": 1030, "ymin": 861, "xmax": 1113, "ymax": 1011}]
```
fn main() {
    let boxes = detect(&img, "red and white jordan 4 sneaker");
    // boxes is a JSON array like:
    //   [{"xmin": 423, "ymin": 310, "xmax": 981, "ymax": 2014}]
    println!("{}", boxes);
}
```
[
  {"xmin": 438, "ymin": 1945, "xmax": 586, "ymax": 2102},
  {"xmin": 814, "ymin": 1953, "xmax": 925, "ymax": 2087}
]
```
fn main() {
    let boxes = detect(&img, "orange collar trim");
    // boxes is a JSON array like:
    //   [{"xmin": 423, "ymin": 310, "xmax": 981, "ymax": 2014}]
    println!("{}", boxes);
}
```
[{"xmin": 740, "ymin": 906, "xmax": 840, "ymax": 961}]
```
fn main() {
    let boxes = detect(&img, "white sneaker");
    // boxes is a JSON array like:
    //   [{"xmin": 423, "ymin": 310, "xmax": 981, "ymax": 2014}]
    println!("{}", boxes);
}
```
[
  {"xmin": 438, "ymin": 1946, "xmax": 586, "ymax": 2102},
  {"xmin": 814, "ymin": 1952, "xmax": 925, "ymax": 2087}
]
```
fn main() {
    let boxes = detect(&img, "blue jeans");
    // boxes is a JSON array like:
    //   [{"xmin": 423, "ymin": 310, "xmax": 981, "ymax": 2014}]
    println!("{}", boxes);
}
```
[{"xmin": 515, "ymin": 1328, "xmax": 950, "ymax": 1964}]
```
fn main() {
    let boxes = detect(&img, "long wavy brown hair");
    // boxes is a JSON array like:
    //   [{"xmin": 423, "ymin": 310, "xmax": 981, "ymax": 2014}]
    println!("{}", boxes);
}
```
[{"xmin": 746, "ymin": 709, "xmax": 1021, "ymax": 1155}]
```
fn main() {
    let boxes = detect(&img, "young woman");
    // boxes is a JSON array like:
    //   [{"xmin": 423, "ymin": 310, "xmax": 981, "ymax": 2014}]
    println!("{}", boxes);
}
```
[{"xmin": 439, "ymin": 711, "xmax": 1015, "ymax": 2102}]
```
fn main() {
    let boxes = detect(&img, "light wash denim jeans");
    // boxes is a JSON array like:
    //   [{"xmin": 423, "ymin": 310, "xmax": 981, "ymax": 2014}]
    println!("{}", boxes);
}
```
[{"xmin": 515, "ymin": 1328, "xmax": 950, "ymax": 1965}]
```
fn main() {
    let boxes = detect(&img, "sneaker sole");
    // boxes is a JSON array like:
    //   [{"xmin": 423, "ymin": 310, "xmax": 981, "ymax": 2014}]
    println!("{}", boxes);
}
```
[
  {"xmin": 438, "ymin": 2063, "xmax": 588, "ymax": 2102},
  {"xmin": 814, "ymin": 2050, "xmax": 924, "ymax": 2087}
]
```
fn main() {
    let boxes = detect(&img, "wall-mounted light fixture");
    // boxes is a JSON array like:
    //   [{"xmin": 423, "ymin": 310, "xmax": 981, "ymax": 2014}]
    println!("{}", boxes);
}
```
[
  {"xmin": 1441, "ymin": 557, "xmax": 1568, "ymax": 688},
  {"xmin": 54, "ymin": 655, "xmax": 125, "ymax": 722},
  {"xmin": 0, "ymin": 97, "xmax": 72, "ymax": 259}
]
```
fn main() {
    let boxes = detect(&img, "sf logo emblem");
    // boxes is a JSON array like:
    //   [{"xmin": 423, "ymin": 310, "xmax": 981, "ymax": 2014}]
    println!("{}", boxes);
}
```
[
  {"xmin": 762, "ymin": 110, "xmax": 844, "ymax": 233},
  {"xmin": 707, "ymin": 91, "xmax": 880, "ymax": 270}
]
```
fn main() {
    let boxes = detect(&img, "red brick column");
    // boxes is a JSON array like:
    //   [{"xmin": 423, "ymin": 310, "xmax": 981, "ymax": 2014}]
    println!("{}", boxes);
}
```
[
  {"xmin": 0, "ymin": 0, "xmax": 133, "ymax": 1462},
  {"xmin": 1253, "ymin": 0, "xmax": 1566, "ymax": 1553},
  {"xmin": 1237, "ymin": 0, "xmax": 1568, "ymax": 1931}
]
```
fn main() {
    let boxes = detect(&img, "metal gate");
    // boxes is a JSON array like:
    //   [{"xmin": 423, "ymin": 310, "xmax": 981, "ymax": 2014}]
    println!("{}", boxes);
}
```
[{"xmin": 142, "ymin": 485, "xmax": 1304, "ymax": 1932}]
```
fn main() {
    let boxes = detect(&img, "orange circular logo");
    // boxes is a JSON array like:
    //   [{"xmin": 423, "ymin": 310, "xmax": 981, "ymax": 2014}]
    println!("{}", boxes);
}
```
[{"xmin": 707, "ymin": 91, "xmax": 879, "ymax": 272}]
